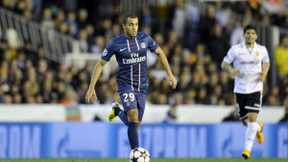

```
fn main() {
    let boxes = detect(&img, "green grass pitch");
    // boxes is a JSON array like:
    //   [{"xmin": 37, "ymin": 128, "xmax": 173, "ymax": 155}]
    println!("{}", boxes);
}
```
[{"xmin": 0, "ymin": 159, "xmax": 286, "ymax": 162}]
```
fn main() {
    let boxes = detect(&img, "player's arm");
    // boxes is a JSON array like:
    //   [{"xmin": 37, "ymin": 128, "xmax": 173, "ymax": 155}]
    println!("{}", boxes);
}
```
[
  {"xmin": 154, "ymin": 46, "xmax": 177, "ymax": 89},
  {"xmin": 85, "ymin": 59, "xmax": 107, "ymax": 103},
  {"xmin": 259, "ymin": 62, "xmax": 270, "ymax": 82},
  {"xmin": 221, "ymin": 61, "xmax": 240, "ymax": 79}
]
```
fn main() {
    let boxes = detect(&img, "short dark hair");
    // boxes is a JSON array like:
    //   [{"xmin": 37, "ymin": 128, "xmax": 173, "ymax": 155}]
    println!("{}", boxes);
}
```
[
  {"xmin": 122, "ymin": 12, "xmax": 138, "ymax": 24},
  {"xmin": 243, "ymin": 25, "xmax": 257, "ymax": 34}
]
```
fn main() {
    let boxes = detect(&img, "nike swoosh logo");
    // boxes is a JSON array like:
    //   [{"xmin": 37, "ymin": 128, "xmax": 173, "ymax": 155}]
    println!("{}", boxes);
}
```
[{"xmin": 120, "ymin": 48, "xmax": 126, "ymax": 51}]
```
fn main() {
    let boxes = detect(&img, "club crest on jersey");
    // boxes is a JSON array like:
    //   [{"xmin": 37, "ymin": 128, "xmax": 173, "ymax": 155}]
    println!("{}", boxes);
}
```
[
  {"xmin": 256, "ymin": 52, "xmax": 259, "ymax": 57},
  {"xmin": 141, "ymin": 42, "xmax": 146, "ymax": 49},
  {"xmin": 103, "ymin": 49, "xmax": 108, "ymax": 56}
]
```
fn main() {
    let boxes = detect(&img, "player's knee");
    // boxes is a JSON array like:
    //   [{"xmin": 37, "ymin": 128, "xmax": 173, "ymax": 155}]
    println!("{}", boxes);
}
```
[
  {"xmin": 128, "ymin": 116, "xmax": 138, "ymax": 122},
  {"xmin": 127, "ymin": 109, "xmax": 138, "ymax": 122}
]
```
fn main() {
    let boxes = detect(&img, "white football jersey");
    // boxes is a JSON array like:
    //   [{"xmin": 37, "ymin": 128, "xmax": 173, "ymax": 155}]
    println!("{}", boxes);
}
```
[{"xmin": 223, "ymin": 42, "xmax": 270, "ymax": 94}]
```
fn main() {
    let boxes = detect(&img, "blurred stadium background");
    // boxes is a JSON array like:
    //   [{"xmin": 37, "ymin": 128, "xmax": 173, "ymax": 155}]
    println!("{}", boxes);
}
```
[{"xmin": 0, "ymin": 0, "xmax": 288, "ymax": 160}]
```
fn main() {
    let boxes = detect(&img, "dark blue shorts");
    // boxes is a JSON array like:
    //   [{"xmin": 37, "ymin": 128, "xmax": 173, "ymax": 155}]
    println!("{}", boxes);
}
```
[{"xmin": 119, "ymin": 90, "xmax": 147, "ymax": 122}]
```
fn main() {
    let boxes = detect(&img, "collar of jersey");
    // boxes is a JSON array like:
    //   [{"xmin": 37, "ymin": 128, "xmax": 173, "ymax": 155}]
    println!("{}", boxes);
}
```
[
  {"xmin": 122, "ymin": 33, "xmax": 138, "ymax": 40},
  {"xmin": 241, "ymin": 42, "xmax": 257, "ymax": 49}
]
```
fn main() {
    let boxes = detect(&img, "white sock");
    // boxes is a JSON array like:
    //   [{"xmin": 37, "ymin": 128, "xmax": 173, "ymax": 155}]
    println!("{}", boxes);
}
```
[
  {"xmin": 256, "ymin": 122, "xmax": 261, "ymax": 133},
  {"xmin": 244, "ymin": 122, "xmax": 258, "ymax": 151}
]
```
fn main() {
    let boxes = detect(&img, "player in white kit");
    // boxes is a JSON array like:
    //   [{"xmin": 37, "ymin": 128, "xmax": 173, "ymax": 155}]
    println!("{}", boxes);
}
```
[{"xmin": 221, "ymin": 25, "xmax": 270, "ymax": 159}]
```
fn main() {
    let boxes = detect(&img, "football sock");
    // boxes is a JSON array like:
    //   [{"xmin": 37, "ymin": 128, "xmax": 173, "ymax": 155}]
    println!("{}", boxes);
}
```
[
  {"xmin": 128, "ymin": 122, "xmax": 139, "ymax": 149},
  {"xmin": 114, "ymin": 107, "xmax": 120, "ymax": 115},
  {"xmin": 118, "ymin": 110, "xmax": 128, "ymax": 125},
  {"xmin": 244, "ymin": 122, "xmax": 258, "ymax": 151}
]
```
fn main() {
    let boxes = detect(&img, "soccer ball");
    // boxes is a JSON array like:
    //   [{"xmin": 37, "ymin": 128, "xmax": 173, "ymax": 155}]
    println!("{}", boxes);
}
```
[{"xmin": 129, "ymin": 147, "xmax": 150, "ymax": 162}]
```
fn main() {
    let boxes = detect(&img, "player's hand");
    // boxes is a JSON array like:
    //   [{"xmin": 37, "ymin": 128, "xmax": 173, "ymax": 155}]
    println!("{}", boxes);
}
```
[
  {"xmin": 168, "ymin": 74, "xmax": 177, "ymax": 89},
  {"xmin": 85, "ymin": 88, "xmax": 97, "ymax": 103},
  {"xmin": 230, "ymin": 69, "xmax": 240, "ymax": 79},
  {"xmin": 259, "ymin": 71, "xmax": 267, "ymax": 82}
]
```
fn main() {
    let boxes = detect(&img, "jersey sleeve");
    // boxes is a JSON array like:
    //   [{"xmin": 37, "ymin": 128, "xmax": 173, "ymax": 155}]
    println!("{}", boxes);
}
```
[
  {"xmin": 223, "ymin": 48, "xmax": 234, "ymax": 64},
  {"xmin": 101, "ymin": 40, "xmax": 115, "ymax": 61},
  {"xmin": 261, "ymin": 47, "xmax": 270, "ymax": 63},
  {"xmin": 147, "ymin": 35, "xmax": 159, "ymax": 52}
]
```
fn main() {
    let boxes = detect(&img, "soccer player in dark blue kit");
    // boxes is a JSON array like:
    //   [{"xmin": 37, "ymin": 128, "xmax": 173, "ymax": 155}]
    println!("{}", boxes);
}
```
[{"xmin": 85, "ymin": 12, "xmax": 177, "ymax": 150}]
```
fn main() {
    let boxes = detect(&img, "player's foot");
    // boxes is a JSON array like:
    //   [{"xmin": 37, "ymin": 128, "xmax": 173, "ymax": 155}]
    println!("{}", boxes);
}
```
[
  {"xmin": 109, "ymin": 102, "xmax": 120, "ymax": 122},
  {"xmin": 256, "ymin": 122, "xmax": 264, "ymax": 144},
  {"xmin": 242, "ymin": 150, "xmax": 250, "ymax": 160}
]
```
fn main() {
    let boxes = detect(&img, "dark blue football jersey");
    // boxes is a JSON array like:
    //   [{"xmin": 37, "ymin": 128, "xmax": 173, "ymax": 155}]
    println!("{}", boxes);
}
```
[{"xmin": 101, "ymin": 32, "xmax": 159, "ymax": 93}]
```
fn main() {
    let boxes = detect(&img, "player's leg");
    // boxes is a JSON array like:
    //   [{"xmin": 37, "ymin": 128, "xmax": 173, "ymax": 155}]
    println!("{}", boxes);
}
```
[
  {"xmin": 118, "ymin": 91, "xmax": 140, "ymax": 149},
  {"xmin": 109, "ymin": 102, "xmax": 128, "ymax": 125},
  {"xmin": 125, "ymin": 91, "xmax": 147, "ymax": 148},
  {"xmin": 242, "ymin": 92, "xmax": 263, "ymax": 159},
  {"xmin": 117, "ymin": 108, "xmax": 129, "ymax": 125},
  {"xmin": 136, "ymin": 92, "xmax": 146, "ymax": 130},
  {"xmin": 127, "ymin": 108, "xmax": 139, "ymax": 149},
  {"xmin": 236, "ymin": 93, "xmax": 251, "ymax": 159},
  {"xmin": 247, "ymin": 114, "xmax": 263, "ymax": 144},
  {"xmin": 243, "ymin": 112, "xmax": 259, "ymax": 159}
]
